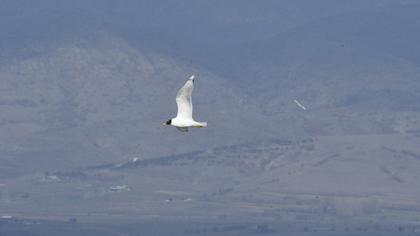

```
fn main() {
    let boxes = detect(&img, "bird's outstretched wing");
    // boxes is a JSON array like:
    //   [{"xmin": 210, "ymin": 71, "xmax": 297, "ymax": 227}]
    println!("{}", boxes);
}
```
[{"xmin": 176, "ymin": 75, "xmax": 195, "ymax": 120}]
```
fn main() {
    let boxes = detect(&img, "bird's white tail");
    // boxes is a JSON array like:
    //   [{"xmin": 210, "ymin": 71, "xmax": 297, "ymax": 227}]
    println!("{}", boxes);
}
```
[{"xmin": 196, "ymin": 122, "xmax": 207, "ymax": 128}]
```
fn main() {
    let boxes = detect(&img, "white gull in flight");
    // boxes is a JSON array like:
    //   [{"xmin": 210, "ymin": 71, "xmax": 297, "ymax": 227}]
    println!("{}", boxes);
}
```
[{"xmin": 163, "ymin": 75, "xmax": 207, "ymax": 132}]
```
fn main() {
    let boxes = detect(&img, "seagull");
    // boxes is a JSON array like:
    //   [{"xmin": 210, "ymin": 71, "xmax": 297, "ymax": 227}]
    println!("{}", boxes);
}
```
[
  {"xmin": 163, "ymin": 75, "xmax": 207, "ymax": 132},
  {"xmin": 294, "ymin": 99, "xmax": 307, "ymax": 111}
]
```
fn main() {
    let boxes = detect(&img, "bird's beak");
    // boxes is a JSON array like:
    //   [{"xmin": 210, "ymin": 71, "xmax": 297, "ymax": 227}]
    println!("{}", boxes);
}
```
[{"xmin": 162, "ymin": 122, "xmax": 167, "ymax": 126}]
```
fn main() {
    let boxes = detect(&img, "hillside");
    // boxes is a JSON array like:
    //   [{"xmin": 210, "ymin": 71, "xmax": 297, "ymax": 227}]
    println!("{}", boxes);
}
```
[
  {"xmin": 0, "ymin": 36, "xmax": 275, "ymax": 178},
  {"xmin": 1, "ymin": 1, "xmax": 420, "ymax": 234},
  {"xmin": 2, "ymin": 134, "xmax": 420, "ymax": 228}
]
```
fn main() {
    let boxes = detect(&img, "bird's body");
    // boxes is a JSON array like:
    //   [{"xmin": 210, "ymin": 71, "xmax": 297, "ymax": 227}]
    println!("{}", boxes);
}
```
[
  {"xmin": 163, "ymin": 75, "xmax": 207, "ymax": 132},
  {"xmin": 170, "ymin": 117, "xmax": 206, "ymax": 128}
]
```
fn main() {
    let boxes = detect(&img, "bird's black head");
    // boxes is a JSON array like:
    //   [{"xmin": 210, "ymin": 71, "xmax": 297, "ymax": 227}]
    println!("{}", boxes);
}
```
[{"xmin": 165, "ymin": 119, "xmax": 172, "ymax": 125}]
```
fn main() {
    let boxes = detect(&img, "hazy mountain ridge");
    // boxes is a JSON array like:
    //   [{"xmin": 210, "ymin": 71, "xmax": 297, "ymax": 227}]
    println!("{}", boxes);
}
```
[
  {"xmin": 199, "ymin": 4, "xmax": 420, "ymax": 114},
  {"xmin": 0, "ymin": 35, "xmax": 273, "ymax": 178},
  {"xmin": 1, "ymin": 1, "xmax": 420, "ymax": 233}
]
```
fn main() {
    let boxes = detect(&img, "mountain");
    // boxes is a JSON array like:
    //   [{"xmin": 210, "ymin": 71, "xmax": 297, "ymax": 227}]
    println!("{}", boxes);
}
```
[
  {"xmin": 182, "ymin": 3, "xmax": 420, "ymax": 138},
  {"xmin": 1, "ymin": 34, "xmax": 282, "ymax": 179},
  {"xmin": 200, "ymin": 4, "xmax": 420, "ymax": 112},
  {"xmin": 1, "ymin": 1, "xmax": 420, "ymax": 233}
]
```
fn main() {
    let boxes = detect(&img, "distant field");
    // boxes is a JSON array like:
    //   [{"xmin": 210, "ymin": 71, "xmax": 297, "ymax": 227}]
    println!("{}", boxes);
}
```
[{"xmin": 0, "ymin": 217, "xmax": 418, "ymax": 236}]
